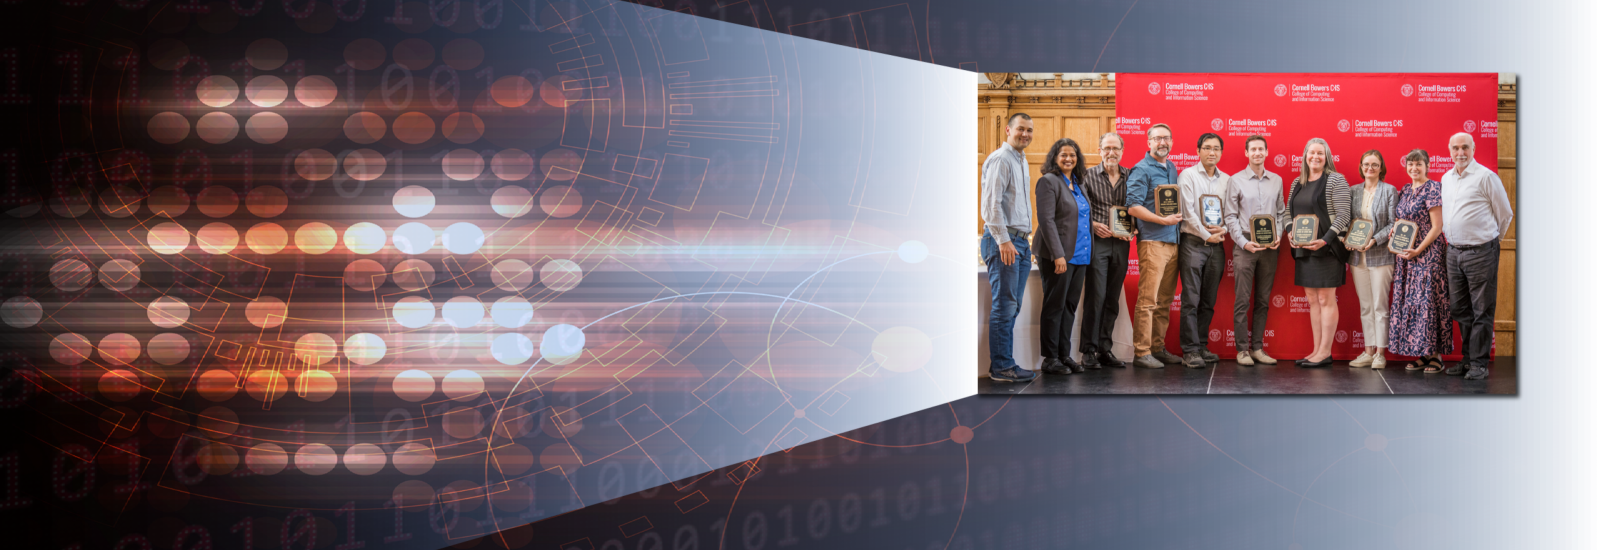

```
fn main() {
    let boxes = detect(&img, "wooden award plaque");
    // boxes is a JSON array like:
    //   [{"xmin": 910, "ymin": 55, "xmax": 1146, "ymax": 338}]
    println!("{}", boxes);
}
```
[
  {"xmin": 1111, "ymin": 206, "xmax": 1135, "ymax": 238},
  {"xmin": 1249, "ymin": 215, "xmax": 1277, "ymax": 247},
  {"xmin": 1200, "ymin": 194, "xmax": 1223, "ymax": 227},
  {"xmin": 1388, "ymin": 219, "xmax": 1420, "ymax": 254},
  {"xmin": 1290, "ymin": 214, "xmax": 1320, "ymax": 246},
  {"xmin": 1155, "ymin": 184, "xmax": 1180, "ymax": 217},
  {"xmin": 1346, "ymin": 218, "xmax": 1375, "ymax": 250}
]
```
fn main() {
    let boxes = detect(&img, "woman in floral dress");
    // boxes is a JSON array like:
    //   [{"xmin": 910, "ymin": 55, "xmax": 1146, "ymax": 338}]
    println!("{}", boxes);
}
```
[{"xmin": 1388, "ymin": 149, "xmax": 1453, "ymax": 371}]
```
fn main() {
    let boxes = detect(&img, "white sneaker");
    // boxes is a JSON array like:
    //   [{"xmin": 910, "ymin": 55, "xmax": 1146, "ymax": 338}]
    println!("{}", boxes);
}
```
[
  {"xmin": 1236, "ymin": 351, "xmax": 1254, "ymax": 366},
  {"xmin": 1349, "ymin": 351, "xmax": 1373, "ymax": 368},
  {"xmin": 1251, "ymin": 349, "xmax": 1278, "ymax": 365},
  {"xmin": 1370, "ymin": 355, "xmax": 1386, "ymax": 369}
]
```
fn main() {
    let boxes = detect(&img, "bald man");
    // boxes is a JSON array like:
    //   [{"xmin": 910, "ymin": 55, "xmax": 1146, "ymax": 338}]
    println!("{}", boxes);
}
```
[{"xmin": 1439, "ymin": 132, "xmax": 1513, "ymax": 381}]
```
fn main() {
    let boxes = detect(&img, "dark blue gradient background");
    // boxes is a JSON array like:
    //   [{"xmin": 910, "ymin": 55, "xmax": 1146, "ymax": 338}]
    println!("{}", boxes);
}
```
[{"xmin": 557, "ymin": 0, "xmax": 1584, "ymax": 548}]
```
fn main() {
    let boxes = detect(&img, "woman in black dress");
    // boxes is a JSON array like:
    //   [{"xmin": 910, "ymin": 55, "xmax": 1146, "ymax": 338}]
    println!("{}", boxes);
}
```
[{"xmin": 1276, "ymin": 138, "xmax": 1350, "ymax": 367}]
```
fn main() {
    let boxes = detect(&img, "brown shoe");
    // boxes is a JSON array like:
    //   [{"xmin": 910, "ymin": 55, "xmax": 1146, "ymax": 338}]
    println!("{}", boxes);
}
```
[
  {"xmin": 1236, "ymin": 351, "xmax": 1254, "ymax": 366},
  {"xmin": 1250, "ymin": 349, "xmax": 1278, "ymax": 365}
]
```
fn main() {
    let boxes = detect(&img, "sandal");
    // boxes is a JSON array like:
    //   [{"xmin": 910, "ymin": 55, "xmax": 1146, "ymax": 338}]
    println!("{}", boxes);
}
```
[
  {"xmin": 1422, "ymin": 356, "xmax": 1445, "ymax": 373},
  {"xmin": 1405, "ymin": 360, "xmax": 1427, "ymax": 371}
]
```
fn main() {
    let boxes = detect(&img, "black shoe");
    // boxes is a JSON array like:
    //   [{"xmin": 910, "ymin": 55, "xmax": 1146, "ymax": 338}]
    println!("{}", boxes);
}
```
[
  {"xmin": 1152, "ymin": 350, "xmax": 1184, "ymax": 364},
  {"xmin": 1075, "ymin": 351, "xmax": 1100, "ymax": 369},
  {"xmin": 1294, "ymin": 358, "xmax": 1309, "ymax": 367},
  {"xmin": 1464, "ymin": 366, "xmax": 1489, "ymax": 380},
  {"xmin": 1444, "ymin": 363, "xmax": 1467, "ymax": 376},
  {"xmin": 1080, "ymin": 353, "xmax": 1101, "ymax": 369},
  {"xmin": 989, "ymin": 366, "xmax": 1039, "ymax": 382},
  {"xmin": 1041, "ymin": 358, "xmax": 1072, "ymax": 375},
  {"xmin": 1183, "ymin": 352, "xmax": 1206, "ymax": 369},
  {"xmin": 1200, "ymin": 350, "xmax": 1219, "ymax": 363},
  {"xmin": 1303, "ymin": 357, "xmax": 1333, "ymax": 368},
  {"xmin": 1064, "ymin": 357, "xmax": 1085, "ymax": 373},
  {"xmin": 1097, "ymin": 352, "xmax": 1125, "ymax": 368}
]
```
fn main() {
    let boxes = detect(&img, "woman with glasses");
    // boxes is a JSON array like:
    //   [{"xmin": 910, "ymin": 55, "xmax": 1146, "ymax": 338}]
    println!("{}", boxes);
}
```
[{"xmin": 1344, "ymin": 150, "xmax": 1399, "ymax": 369}]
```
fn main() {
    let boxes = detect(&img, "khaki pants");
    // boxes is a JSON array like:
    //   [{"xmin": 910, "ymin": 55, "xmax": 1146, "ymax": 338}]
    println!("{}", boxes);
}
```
[
  {"xmin": 1351, "ymin": 263, "xmax": 1393, "ymax": 348},
  {"xmin": 1134, "ymin": 240, "xmax": 1180, "ymax": 356}
]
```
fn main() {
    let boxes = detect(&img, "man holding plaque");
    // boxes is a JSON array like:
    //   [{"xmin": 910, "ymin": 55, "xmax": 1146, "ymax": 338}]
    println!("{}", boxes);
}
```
[
  {"xmin": 1440, "ymin": 132, "xmax": 1514, "ymax": 380},
  {"xmin": 1124, "ymin": 124, "xmax": 1185, "ymax": 368},
  {"xmin": 1223, "ymin": 135, "xmax": 1283, "ymax": 366},
  {"xmin": 1175, "ymin": 132, "xmax": 1230, "ymax": 368},
  {"xmin": 1078, "ymin": 132, "xmax": 1132, "ymax": 368}
]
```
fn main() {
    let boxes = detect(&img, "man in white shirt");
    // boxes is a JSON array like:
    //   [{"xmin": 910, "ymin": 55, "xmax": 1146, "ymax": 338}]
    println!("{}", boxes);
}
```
[
  {"xmin": 1439, "ymin": 132, "xmax": 1513, "ymax": 380},
  {"xmin": 1175, "ymin": 132, "xmax": 1230, "ymax": 368}
]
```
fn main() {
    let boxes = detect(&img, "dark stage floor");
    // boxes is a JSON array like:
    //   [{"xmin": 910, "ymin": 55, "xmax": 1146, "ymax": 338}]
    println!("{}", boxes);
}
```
[{"xmin": 977, "ymin": 356, "xmax": 1518, "ymax": 395}]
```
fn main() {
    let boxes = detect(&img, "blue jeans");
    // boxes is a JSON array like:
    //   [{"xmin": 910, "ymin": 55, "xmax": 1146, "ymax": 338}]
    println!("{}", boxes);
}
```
[{"xmin": 983, "ymin": 230, "xmax": 1031, "ymax": 374}]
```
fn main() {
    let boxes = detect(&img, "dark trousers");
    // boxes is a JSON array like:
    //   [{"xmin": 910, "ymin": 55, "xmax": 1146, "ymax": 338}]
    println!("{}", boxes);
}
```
[
  {"xmin": 1178, "ymin": 234, "xmax": 1225, "ymax": 353},
  {"xmin": 1039, "ymin": 261, "xmax": 1087, "ymax": 361},
  {"xmin": 1079, "ymin": 236, "xmax": 1129, "ymax": 356},
  {"xmin": 1232, "ymin": 246, "xmax": 1280, "ymax": 350},
  {"xmin": 1447, "ymin": 243, "xmax": 1499, "ymax": 367}
]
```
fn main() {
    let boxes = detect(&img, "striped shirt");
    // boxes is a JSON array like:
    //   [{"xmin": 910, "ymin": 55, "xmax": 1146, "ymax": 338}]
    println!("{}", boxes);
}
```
[{"xmin": 1081, "ymin": 163, "xmax": 1128, "ymax": 226}]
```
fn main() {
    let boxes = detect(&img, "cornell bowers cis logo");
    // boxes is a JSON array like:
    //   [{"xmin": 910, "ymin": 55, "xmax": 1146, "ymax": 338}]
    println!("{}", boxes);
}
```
[
  {"xmin": 1148, "ymin": 82, "xmax": 1161, "ymax": 94},
  {"xmin": 1211, "ymin": 118, "xmax": 1224, "ymax": 131},
  {"xmin": 1274, "ymin": 84, "xmax": 1287, "ymax": 96},
  {"xmin": 1464, "ymin": 120, "xmax": 1477, "ymax": 133},
  {"xmin": 1336, "ymin": 330, "xmax": 1349, "ymax": 343},
  {"xmin": 1272, "ymin": 295, "xmax": 1286, "ymax": 308},
  {"xmin": 1209, "ymin": 329, "xmax": 1221, "ymax": 342},
  {"xmin": 1401, "ymin": 84, "xmax": 1414, "ymax": 97},
  {"xmin": 1338, "ymin": 119, "xmax": 1351, "ymax": 132},
  {"xmin": 1274, "ymin": 154, "xmax": 1287, "ymax": 167}
]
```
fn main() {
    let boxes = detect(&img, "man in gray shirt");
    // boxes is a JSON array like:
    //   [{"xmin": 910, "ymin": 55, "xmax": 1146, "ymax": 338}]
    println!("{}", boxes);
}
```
[
  {"xmin": 981, "ymin": 113, "xmax": 1038, "ymax": 382},
  {"xmin": 1440, "ymin": 132, "xmax": 1513, "ymax": 380},
  {"xmin": 1222, "ymin": 135, "xmax": 1283, "ymax": 366}
]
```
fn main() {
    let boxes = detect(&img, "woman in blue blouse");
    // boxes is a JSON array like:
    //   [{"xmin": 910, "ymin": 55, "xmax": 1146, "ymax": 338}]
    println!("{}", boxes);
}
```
[{"xmin": 1034, "ymin": 138, "xmax": 1093, "ymax": 375}]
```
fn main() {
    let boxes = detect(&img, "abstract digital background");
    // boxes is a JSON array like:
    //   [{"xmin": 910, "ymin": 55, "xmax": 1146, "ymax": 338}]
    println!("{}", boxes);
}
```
[{"xmin": 0, "ymin": 1, "xmax": 1592, "ymax": 549}]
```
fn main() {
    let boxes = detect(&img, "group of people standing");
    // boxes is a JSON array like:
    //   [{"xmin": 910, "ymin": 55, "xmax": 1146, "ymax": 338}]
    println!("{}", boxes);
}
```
[{"xmin": 981, "ymin": 113, "xmax": 1513, "ymax": 384}]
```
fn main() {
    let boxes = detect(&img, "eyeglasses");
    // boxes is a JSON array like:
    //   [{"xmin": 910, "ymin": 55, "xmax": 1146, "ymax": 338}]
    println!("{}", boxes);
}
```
[
  {"xmin": 1200, "ymin": 146, "xmax": 1222, "ymax": 152},
  {"xmin": 1149, "ymin": 136, "xmax": 1172, "ymax": 142}
]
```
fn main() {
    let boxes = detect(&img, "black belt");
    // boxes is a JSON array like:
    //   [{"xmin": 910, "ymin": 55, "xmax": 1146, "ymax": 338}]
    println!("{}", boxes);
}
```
[
  {"xmin": 1448, "ymin": 241, "xmax": 1494, "ymax": 251},
  {"xmin": 1007, "ymin": 227, "xmax": 1028, "ymax": 238},
  {"xmin": 1181, "ymin": 233, "xmax": 1222, "ymax": 246}
]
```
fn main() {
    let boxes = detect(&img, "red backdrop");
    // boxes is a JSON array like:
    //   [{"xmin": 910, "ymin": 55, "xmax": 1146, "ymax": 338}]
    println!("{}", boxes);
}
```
[{"xmin": 1113, "ymin": 73, "xmax": 1500, "ymax": 360}]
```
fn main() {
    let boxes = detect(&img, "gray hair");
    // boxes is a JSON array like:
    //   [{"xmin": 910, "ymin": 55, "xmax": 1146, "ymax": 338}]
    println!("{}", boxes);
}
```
[
  {"xmin": 1299, "ymin": 137, "xmax": 1338, "ymax": 183},
  {"xmin": 1099, "ymin": 132, "xmax": 1125, "ymax": 147},
  {"xmin": 1450, "ymin": 132, "xmax": 1475, "ymax": 149}
]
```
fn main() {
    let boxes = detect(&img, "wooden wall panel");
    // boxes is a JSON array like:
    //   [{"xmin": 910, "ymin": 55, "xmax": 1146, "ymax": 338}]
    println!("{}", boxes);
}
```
[{"xmin": 1495, "ymin": 85, "xmax": 1517, "ymax": 354}]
